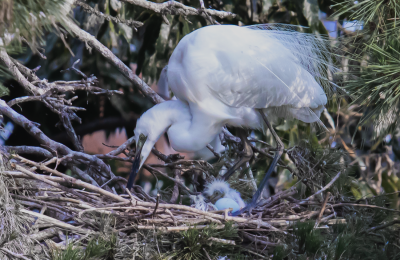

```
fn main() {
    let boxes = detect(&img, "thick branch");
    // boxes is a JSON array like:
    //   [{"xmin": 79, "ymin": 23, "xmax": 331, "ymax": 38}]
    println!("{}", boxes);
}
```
[
  {"xmin": 0, "ymin": 100, "xmax": 117, "ymax": 183},
  {"xmin": 64, "ymin": 17, "xmax": 164, "ymax": 104},
  {"xmin": 0, "ymin": 50, "xmax": 45, "ymax": 95},
  {"xmin": 5, "ymin": 146, "xmax": 53, "ymax": 158}
]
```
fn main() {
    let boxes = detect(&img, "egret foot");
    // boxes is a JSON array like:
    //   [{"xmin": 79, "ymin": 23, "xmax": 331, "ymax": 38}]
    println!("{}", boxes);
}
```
[{"xmin": 222, "ymin": 129, "xmax": 253, "ymax": 181}]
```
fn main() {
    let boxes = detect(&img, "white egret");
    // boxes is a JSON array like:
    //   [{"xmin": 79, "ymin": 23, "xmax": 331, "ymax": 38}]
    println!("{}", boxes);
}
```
[{"xmin": 127, "ymin": 24, "xmax": 335, "ymax": 214}]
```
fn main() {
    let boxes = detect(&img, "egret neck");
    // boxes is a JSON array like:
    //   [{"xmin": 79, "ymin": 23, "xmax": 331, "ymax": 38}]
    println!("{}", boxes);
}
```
[{"xmin": 127, "ymin": 100, "xmax": 224, "ymax": 190}]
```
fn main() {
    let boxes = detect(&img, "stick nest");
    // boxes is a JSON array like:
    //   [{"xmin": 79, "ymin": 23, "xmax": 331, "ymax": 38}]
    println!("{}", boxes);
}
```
[{"xmin": 1, "ymin": 146, "xmax": 373, "ymax": 260}]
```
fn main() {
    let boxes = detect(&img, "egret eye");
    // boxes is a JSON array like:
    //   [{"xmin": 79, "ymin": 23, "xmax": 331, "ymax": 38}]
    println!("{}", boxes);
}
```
[{"xmin": 137, "ymin": 134, "xmax": 148, "ymax": 148}]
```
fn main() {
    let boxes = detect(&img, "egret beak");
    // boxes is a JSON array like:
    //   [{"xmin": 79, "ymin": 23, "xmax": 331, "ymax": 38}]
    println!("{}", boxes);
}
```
[{"xmin": 126, "ymin": 134, "xmax": 147, "ymax": 191}]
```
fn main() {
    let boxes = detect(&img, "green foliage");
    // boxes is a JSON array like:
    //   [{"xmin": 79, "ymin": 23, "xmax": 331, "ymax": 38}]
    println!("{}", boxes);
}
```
[
  {"xmin": 164, "ymin": 221, "xmax": 246, "ymax": 259},
  {"xmin": 277, "ymin": 213, "xmax": 400, "ymax": 260},
  {"xmin": 287, "ymin": 138, "xmax": 352, "ymax": 198},
  {"xmin": 51, "ymin": 233, "xmax": 118, "ymax": 260},
  {"xmin": 0, "ymin": 0, "xmax": 72, "ymax": 52},
  {"xmin": 0, "ymin": 83, "xmax": 9, "ymax": 97},
  {"xmin": 293, "ymin": 221, "xmax": 323, "ymax": 255},
  {"xmin": 334, "ymin": 0, "xmax": 400, "ymax": 135}
]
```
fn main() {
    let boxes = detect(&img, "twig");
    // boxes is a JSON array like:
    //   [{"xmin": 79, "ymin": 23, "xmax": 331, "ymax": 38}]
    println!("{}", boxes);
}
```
[
  {"xmin": 107, "ymin": 136, "xmax": 135, "ymax": 156},
  {"xmin": 203, "ymin": 248, "xmax": 212, "ymax": 260},
  {"xmin": 315, "ymin": 192, "xmax": 331, "ymax": 228},
  {"xmin": 64, "ymin": 17, "xmax": 164, "ymax": 104},
  {"xmin": 0, "ymin": 100, "xmax": 117, "ymax": 184},
  {"xmin": 12, "ymin": 164, "xmax": 99, "ymax": 205},
  {"xmin": 120, "ymin": 0, "xmax": 235, "ymax": 25},
  {"xmin": 0, "ymin": 50, "xmax": 45, "ymax": 94},
  {"xmin": 13, "ymin": 156, "xmax": 128, "ymax": 203},
  {"xmin": 5, "ymin": 146, "xmax": 53, "ymax": 158},
  {"xmin": 0, "ymin": 248, "xmax": 31, "ymax": 260},
  {"xmin": 331, "ymin": 203, "xmax": 400, "ymax": 213},
  {"xmin": 21, "ymin": 208, "xmax": 94, "ymax": 234},
  {"xmin": 302, "ymin": 172, "xmax": 341, "ymax": 202},
  {"xmin": 143, "ymin": 164, "xmax": 195, "ymax": 195},
  {"xmin": 29, "ymin": 227, "xmax": 59, "ymax": 241},
  {"xmin": 365, "ymin": 220, "xmax": 400, "ymax": 233},
  {"xmin": 206, "ymin": 144, "xmax": 220, "ymax": 159},
  {"xmin": 75, "ymin": 1, "xmax": 143, "ymax": 29},
  {"xmin": 151, "ymin": 148, "xmax": 184, "ymax": 163},
  {"xmin": 153, "ymin": 194, "xmax": 160, "ymax": 218},
  {"xmin": 209, "ymin": 237, "xmax": 236, "ymax": 245}
]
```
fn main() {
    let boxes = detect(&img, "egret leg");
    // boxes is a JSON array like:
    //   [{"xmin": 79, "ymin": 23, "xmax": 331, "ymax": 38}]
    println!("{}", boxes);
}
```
[
  {"xmin": 222, "ymin": 129, "xmax": 253, "ymax": 181},
  {"xmin": 233, "ymin": 110, "xmax": 284, "ymax": 216}
]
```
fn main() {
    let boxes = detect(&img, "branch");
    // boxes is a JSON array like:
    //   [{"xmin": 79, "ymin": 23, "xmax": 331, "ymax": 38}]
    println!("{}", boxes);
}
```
[
  {"xmin": 120, "ymin": 0, "xmax": 235, "ymax": 24},
  {"xmin": 331, "ymin": 203, "xmax": 400, "ymax": 213},
  {"xmin": 143, "ymin": 164, "xmax": 195, "ymax": 195},
  {"xmin": 151, "ymin": 147, "xmax": 184, "ymax": 163},
  {"xmin": 52, "ymin": 116, "xmax": 136, "ymax": 143},
  {"xmin": 365, "ymin": 220, "xmax": 400, "ymax": 233},
  {"xmin": 0, "ymin": 100, "xmax": 118, "ymax": 184},
  {"xmin": 64, "ymin": 17, "xmax": 164, "ymax": 104},
  {"xmin": 75, "ymin": 0, "xmax": 143, "ymax": 29},
  {"xmin": 0, "ymin": 50, "xmax": 45, "ymax": 95},
  {"xmin": 315, "ymin": 192, "xmax": 331, "ymax": 228},
  {"xmin": 7, "ymin": 96, "xmax": 43, "ymax": 107},
  {"xmin": 5, "ymin": 146, "xmax": 53, "ymax": 158},
  {"xmin": 11, "ymin": 163, "xmax": 100, "ymax": 205},
  {"xmin": 12, "ymin": 159, "xmax": 128, "ymax": 204},
  {"xmin": 0, "ymin": 248, "xmax": 31, "ymax": 260},
  {"xmin": 301, "ymin": 171, "xmax": 341, "ymax": 203},
  {"xmin": 107, "ymin": 136, "xmax": 135, "ymax": 156}
]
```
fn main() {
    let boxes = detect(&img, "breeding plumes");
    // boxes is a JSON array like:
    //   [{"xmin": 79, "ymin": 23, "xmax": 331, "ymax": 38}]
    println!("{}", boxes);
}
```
[{"xmin": 127, "ymin": 24, "xmax": 336, "ymax": 214}]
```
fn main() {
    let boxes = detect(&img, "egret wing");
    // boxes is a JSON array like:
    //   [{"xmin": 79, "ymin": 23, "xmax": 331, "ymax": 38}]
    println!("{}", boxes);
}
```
[{"xmin": 168, "ymin": 24, "xmax": 337, "ymax": 125}]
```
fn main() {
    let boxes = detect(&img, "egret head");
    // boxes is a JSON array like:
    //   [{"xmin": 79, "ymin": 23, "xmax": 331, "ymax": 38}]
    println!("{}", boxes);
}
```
[
  {"xmin": 131, "ymin": 118, "xmax": 159, "ymax": 176},
  {"xmin": 126, "ymin": 112, "xmax": 163, "ymax": 190},
  {"xmin": 203, "ymin": 179, "xmax": 231, "ymax": 204}
]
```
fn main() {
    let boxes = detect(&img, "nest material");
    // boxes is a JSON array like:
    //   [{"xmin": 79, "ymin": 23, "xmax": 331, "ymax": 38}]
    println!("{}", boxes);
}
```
[
  {"xmin": 0, "ymin": 150, "xmax": 357, "ymax": 260},
  {"xmin": 0, "ymin": 146, "xmax": 400, "ymax": 260}
]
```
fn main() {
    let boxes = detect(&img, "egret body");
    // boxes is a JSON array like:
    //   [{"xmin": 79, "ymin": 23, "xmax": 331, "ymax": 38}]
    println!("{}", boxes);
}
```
[{"xmin": 127, "ymin": 24, "xmax": 335, "ymax": 214}]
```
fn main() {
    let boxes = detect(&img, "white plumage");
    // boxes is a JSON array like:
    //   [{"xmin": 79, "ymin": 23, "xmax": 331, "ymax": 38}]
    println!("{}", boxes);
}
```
[
  {"xmin": 203, "ymin": 179, "xmax": 246, "ymax": 210},
  {"xmin": 189, "ymin": 194, "xmax": 218, "ymax": 212},
  {"xmin": 167, "ymin": 24, "xmax": 331, "ymax": 127},
  {"xmin": 128, "ymin": 24, "xmax": 335, "ymax": 213},
  {"xmin": 215, "ymin": 198, "xmax": 240, "ymax": 213}
]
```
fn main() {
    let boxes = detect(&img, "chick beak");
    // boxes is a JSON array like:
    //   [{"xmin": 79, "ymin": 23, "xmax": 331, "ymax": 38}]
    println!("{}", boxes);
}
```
[
  {"xmin": 210, "ymin": 193, "xmax": 221, "ymax": 204},
  {"xmin": 126, "ymin": 142, "xmax": 144, "ymax": 191}
]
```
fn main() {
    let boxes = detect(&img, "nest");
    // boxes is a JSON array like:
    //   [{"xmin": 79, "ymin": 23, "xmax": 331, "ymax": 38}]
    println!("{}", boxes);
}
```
[{"xmin": 0, "ymin": 148, "xmax": 364, "ymax": 260}]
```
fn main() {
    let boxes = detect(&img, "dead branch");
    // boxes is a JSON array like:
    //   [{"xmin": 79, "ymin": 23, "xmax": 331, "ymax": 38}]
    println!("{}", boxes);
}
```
[
  {"xmin": 120, "ymin": 0, "xmax": 235, "ymax": 25},
  {"xmin": 75, "ymin": 0, "xmax": 143, "ymax": 29},
  {"xmin": 63, "ymin": 17, "xmax": 164, "ymax": 104}
]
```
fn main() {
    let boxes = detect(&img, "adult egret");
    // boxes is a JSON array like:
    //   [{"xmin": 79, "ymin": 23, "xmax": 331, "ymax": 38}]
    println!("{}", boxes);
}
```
[{"xmin": 127, "ymin": 24, "xmax": 335, "ymax": 214}]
